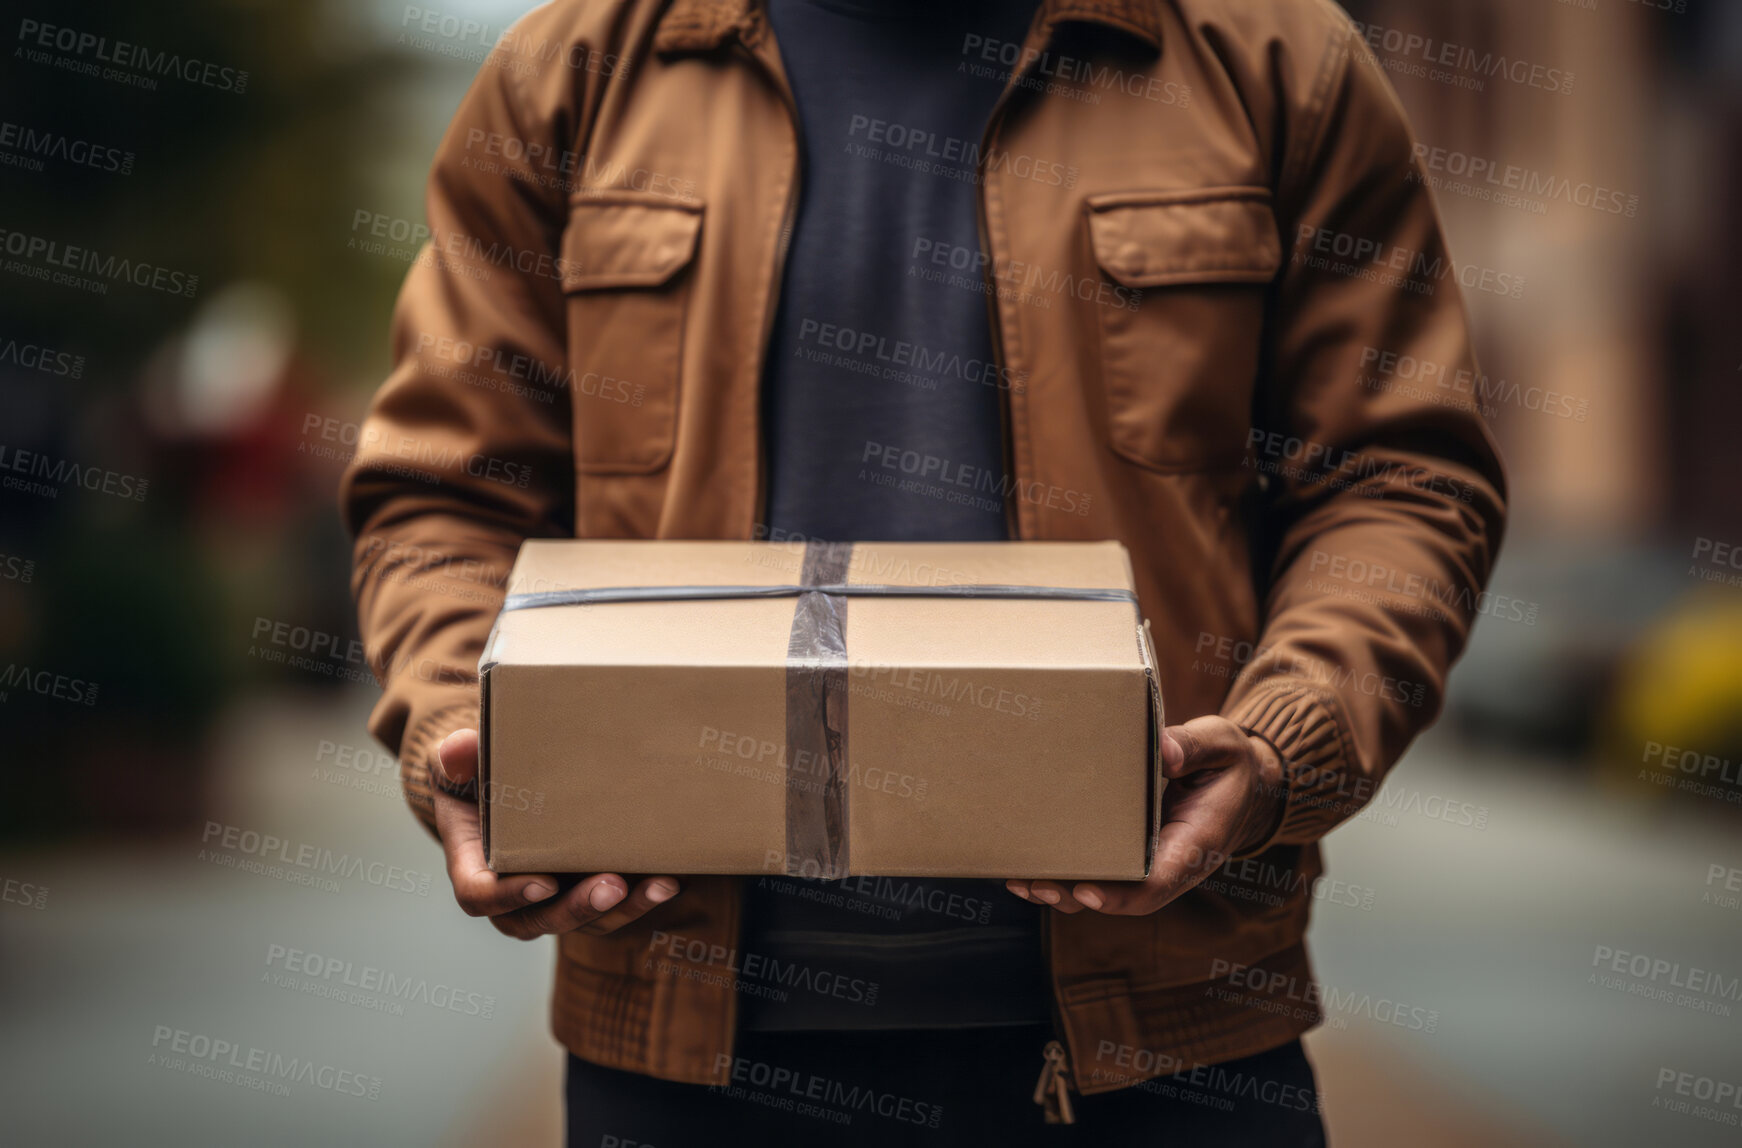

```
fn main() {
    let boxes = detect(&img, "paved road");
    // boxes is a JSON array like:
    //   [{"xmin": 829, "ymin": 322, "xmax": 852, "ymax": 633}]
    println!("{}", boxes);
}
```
[{"xmin": 1, "ymin": 691, "xmax": 1735, "ymax": 1145}]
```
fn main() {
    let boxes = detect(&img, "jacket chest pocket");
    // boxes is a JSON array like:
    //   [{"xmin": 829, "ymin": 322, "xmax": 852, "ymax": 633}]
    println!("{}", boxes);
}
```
[
  {"xmin": 560, "ymin": 193, "xmax": 703, "ymax": 474},
  {"xmin": 1085, "ymin": 188, "xmax": 1281, "ymax": 472}
]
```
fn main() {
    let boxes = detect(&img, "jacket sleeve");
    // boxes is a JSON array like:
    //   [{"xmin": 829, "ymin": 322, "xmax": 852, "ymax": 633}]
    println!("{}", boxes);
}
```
[
  {"xmin": 340, "ymin": 31, "xmax": 586, "ymax": 836},
  {"xmin": 1220, "ymin": 21, "xmax": 1508, "ymax": 850}
]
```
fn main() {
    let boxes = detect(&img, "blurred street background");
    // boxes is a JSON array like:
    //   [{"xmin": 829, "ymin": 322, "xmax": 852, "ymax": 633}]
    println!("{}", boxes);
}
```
[{"xmin": 2, "ymin": 1, "xmax": 1740, "ymax": 1144}]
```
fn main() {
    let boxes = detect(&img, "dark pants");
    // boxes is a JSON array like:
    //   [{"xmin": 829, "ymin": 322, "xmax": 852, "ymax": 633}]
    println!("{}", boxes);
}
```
[{"xmin": 566, "ymin": 1024, "xmax": 1327, "ymax": 1147}]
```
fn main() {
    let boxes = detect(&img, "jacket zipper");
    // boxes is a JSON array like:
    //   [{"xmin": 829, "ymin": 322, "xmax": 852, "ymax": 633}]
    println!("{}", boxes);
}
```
[
  {"xmin": 977, "ymin": 12, "xmax": 1086, "ymax": 1121},
  {"xmin": 1032, "ymin": 1035, "xmax": 1077, "ymax": 1124},
  {"xmin": 1035, "ymin": 913, "xmax": 1080, "ymax": 1123},
  {"xmin": 745, "ymin": 11, "xmax": 1080, "ymax": 1115},
  {"xmin": 714, "ymin": 22, "xmax": 802, "ymax": 1073},
  {"xmin": 738, "ymin": 29, "xmax": 804, "ymax": 541}
]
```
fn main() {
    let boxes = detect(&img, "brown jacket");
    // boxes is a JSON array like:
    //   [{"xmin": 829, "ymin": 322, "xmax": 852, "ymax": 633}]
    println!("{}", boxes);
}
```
[{"xmin": 343, "ymin": 0, "xmax": 1505, "ymax": 1097}]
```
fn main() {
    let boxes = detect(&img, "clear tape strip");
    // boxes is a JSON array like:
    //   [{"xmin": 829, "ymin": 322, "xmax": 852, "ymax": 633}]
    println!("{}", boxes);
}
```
[{"xmin": 503, "ymin": 583, "xmax": 1137, "ymax": 611}]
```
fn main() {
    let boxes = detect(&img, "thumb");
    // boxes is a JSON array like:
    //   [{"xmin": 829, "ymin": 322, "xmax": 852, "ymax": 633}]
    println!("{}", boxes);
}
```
[
  {"xmin": 1160, "ymin": 716, "xmax": 1244, "ymax": 780},
  {"xmin": 1161, "ymin": 728, "xmax": 1186, "ymax": 772},
  {"xmin": 436, "ymin": 728, "xmax": 481, "ymax": 787}
]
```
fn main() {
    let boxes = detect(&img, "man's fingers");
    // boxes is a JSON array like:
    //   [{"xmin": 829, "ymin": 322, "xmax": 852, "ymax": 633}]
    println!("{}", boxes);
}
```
[
  {"xmin": 437, "ymin": 788, "xmax": 559, "ymax": 917},
  {"xmin": 437, "ymin": 728, "xmax": 480, "ymax": 787},
  {"xmin": 459, "ymin": 870, "xmax": 560, "ymax": 918},
  {"xmin": 578, "ymin": 876, "xmax": 682, "ymax": 935},
  {"xmin": 450, "ymin": 846, "xmax": 561, "ymax": 917},
  {"xmin": 491, "ymin": 874, "xmax": 681, "ymax": 939},
  {"xmin": 1016, "ymin": 719, "xmax": 1267, "ymax": 918},
  {"xmin": 1023, "ymin": 880, "xmax": 1086, "ymax": 913},
  {"xmin": 1073, "ymin": 816, "xmax": 1227, "ymax": 915},
  {"xmin": 493, "ymin": 874, "xmax": 625, "ymax": 939}
]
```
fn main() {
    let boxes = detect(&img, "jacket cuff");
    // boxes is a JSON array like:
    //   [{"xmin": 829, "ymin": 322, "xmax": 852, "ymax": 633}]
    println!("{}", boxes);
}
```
[
  {"xmin": 400, "ymin": 697, "xmax": 481, "ymax": 837},
  {"xmin": 1224, "ymin": 680, "xmax": 1356, "ymax": 848}
]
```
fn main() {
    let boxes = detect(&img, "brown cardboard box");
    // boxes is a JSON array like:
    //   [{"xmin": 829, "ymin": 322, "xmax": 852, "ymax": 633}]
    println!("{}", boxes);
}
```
[{"xmin": 478, "ymin": 539, "xmax": 1163, "ymax": 880}]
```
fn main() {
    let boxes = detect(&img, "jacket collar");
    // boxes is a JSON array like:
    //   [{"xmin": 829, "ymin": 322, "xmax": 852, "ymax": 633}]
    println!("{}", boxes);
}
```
[{"xmin": 653, "ymin": 0, "xmax": 1163, "ymax": 56}]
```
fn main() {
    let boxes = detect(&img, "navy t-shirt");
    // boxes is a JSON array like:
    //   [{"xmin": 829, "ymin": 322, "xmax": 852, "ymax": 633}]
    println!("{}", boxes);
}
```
[{"xmin": 743, "ymin": 0, "xmax": 1052, "ymax": 1031}]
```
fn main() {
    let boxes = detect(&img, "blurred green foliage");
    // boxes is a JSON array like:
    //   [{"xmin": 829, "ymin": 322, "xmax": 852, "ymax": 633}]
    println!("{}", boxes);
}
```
[{"xmin": 0, "ymin": 0, "xmax": 428, "ymax": 839}]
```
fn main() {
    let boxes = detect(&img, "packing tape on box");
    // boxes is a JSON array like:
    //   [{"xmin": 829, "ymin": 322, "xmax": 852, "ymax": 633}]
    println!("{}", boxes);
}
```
[
  {"xmin": 787, "ymin": 541, "xmax": 854, "ymax": 880},
  {"xmin": 498, "ymin": 541, "xmax": 1138, "ymax": 878}
]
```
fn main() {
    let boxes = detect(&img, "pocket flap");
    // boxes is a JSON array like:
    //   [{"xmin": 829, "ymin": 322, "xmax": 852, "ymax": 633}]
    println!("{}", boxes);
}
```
[
  {"xmin": 1086, "ymin": 188, "xmax": 1280, "ymax": 288},
  {"xmin": 561, "ymin": 194, "xmax": 703, "ymax": 291}
]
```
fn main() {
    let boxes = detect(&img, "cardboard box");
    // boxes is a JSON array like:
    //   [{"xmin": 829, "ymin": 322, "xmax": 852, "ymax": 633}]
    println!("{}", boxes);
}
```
[{"xmin": 478, "ymin": 539, "xmax": 1163, "ymax": 880}]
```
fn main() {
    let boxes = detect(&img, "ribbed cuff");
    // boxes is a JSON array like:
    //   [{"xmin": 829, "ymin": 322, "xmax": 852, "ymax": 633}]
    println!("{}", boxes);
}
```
[{"xmin": 1224, "ymin": 680, "xmax": 1355, "ymax": 848}]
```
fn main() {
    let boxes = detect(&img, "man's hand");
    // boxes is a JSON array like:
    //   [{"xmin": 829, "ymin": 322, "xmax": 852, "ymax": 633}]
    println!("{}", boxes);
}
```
[
  {"xmin": 432, "ymin": 729, "xmax": 681, "ymax": 939},
  {"xmin": 1006, "ymin": 716, "xmax": 1286, "ymax": 915}
]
